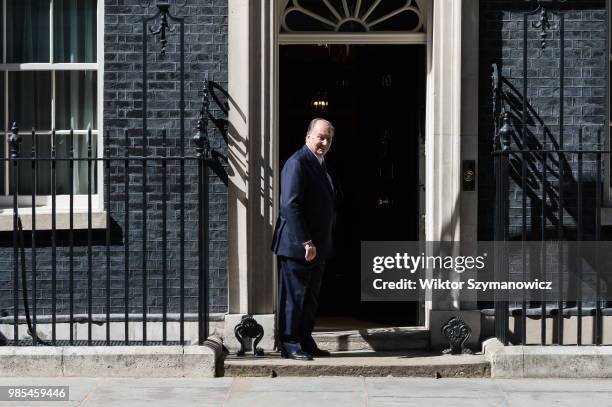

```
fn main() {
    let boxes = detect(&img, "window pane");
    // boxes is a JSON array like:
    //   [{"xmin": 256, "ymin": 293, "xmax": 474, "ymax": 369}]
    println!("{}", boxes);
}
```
[
  {"xmin": 54, "ymin": 0, "xmax": 97, "ymax": 63},
  {"xmin": 55, "ymin": 71, "xmax": 97, "ymax": 130},
  {"xmin": 9, "ymin": 134, "xmax": 51, "ymax": 196},
  {"xmin": 7, "ymin": 0, "xmax": 51, "ymax": 63},
  {"xmin": 9, "ymin": 72, "xmax": 52, "ymax": 131},
  {"xmin": 55, "ymin": 133, "xmax": 97, "ymax": 195}
]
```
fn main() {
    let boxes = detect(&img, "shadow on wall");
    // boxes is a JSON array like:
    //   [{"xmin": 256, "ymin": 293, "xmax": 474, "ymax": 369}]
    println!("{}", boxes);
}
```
[
  {"xmin": 500, "ymin": 75, "xmax": 604, "ymax": 241},
  {"xmin": 207, "ymin": 80, "xmax": 230, "ymax": 187},
  {"xmin": 480, "ymin": 0, "xmax": 607, "ymax": 242}
]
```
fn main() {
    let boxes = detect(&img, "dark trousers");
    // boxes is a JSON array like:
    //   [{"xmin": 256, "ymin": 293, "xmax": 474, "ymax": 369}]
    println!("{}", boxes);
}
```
[{"xmin": 277, "ymin": 256, "xmax": 325, "ymax": 349}]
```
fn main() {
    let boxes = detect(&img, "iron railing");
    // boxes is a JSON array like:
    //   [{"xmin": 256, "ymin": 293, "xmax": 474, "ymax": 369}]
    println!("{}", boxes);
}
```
[
  {"xmin": 493, "ymin": 129, "xmax": 611, "ymax": 346},
  {"xmin": 491, "ymin": 0, "xmax": 611, "ymax": 345},
  {"xmin": 0, "ymin": 2, "xmax": 217, "ymax": 346},
  {"xmin": 1, "ymin": 110, "xmax": 212, "ymax": 346}
]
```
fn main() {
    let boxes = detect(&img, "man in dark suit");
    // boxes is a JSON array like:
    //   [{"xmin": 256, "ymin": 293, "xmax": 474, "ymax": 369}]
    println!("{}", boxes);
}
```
[{"xmin": 271, "ymin": 118, "xmax": 340, "ymax": 360}]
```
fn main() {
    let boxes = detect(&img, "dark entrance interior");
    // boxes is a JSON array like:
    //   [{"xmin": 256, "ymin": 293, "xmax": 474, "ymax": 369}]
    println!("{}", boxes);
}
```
[{"xmin": 279, "ymin": 44, "xmax": 426, "ymax": 327}]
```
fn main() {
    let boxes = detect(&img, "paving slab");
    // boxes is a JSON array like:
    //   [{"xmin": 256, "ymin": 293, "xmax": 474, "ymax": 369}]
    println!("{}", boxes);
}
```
[
  {"xmin": 80, "ymin": 378, "xmax": 233, "ymax": 407},
  {"xmin": 367, "ymin": 397, "xmax": 506, "ymax": 407},
  {"xmin": 502, "ymin": 391, "xmax": 612, "ymax": 407},
  {"xmin": 365, "ymin": 377, "xmax": 501, "ymax": 398},
  {"xmin": 492, "ymin": 377, "xmax": 612, "ymax": 392},
  {"xmin": 0, "ymin": 377, "xmax": 98, "ymax": 402},
  {"xmin": 230, "ymin": 376, "xmax": 364, "ymax": 392},
  {"xmin": 224, "ymin": 389, "xmax": 365, "ymax": 407}
]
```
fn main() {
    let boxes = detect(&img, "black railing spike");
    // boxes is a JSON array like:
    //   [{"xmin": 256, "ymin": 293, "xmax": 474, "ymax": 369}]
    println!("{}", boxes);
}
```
[
  {"xmin": 498, "ymin": 112, "xmax": 514, "ymax": 151},
  {"xmin": 9, "ymin": 122, "xmax": 21, "ymax": 158},
  {"xmin": 31, "ymin": 128, "xmax": 36, "ymax": 156},
  {"xmin": 491, "ymin": 64, "xmax": 500, "ymax": 135},
  {"xmin": 51, "ymin": 129, "xmax": 56, "ymax": 158},
  {"xmin": 69, "ymin": 129, "xmax": 74, "ymax": 155}
]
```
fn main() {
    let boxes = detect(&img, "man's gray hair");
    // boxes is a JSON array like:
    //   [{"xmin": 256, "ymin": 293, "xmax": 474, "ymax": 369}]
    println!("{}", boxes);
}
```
[{"xmin": 307, "ymin": 118, "xmax": 335, "ymax": 137}]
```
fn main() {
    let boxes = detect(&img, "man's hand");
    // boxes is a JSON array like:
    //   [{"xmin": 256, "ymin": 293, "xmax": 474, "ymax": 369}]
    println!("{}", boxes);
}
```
[{"xmin": 304, "ymin": 243, "xmax": 317, "ymax": 262}]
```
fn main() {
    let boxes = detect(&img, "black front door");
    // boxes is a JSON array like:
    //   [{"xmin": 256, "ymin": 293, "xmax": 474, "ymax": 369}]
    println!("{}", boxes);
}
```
[{"xmin": 279, "ymin": 44, "xmax": 426, "ymax": 326}]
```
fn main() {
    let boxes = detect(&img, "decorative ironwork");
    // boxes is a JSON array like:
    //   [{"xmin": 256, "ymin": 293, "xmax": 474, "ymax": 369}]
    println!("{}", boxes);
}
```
[
  {"xmin": 281, "ymin": 0, "xmax": 426, "ymax": 33},
  {"xmin": 139, "ymin": 0, "xmax": 187, "ymax": 9},
  {"xmin": 149, "ymin": 4, "xmax": 175, "ymax": 58},
  {"xmin": 532, "ymin": 8, "xmax": 552, "ymax": 50},
  {"xmin": 8, "ymin": 123, "xmax": 21, "ymax": 158},
  {"xmin": 234, "ymin": 315, "xmax": 265, "ymax": 357},
  {"xmin": 193, "ymin": 75, "xmax": 210, "ymax": 159},
  {"xmin": 441, "ymin": 316, "xmax": 472, "ymax": 355},
  {"xmin": 491, "ymin": 64, "xmax": 501, "ymax": 142},
  {"xmin": 139, "ymin": 1, "xmax": 188, "ymax": 58},
  {"xmin": 193, "ymin": 77, "xmax": 211, "ymax": 159},
  {"xmin": 528, "ymin": 0, "xmax": 567, "ymax": 51},
  {"xmin": 498, "ymin": 112, "xmax": 514, "ymax": 151}
]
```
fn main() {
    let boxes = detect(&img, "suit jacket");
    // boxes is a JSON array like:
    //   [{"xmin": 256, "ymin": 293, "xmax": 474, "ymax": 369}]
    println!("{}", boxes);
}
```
[{"xmin": 271, "ymin": 145, "xmax": 341, "ymax": 261}]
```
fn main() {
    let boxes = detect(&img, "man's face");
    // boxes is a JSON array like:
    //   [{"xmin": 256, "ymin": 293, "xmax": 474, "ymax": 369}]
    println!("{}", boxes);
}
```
[{"xmin": 306, "ymin": 121, "xmax": 333, "ymax": 158}]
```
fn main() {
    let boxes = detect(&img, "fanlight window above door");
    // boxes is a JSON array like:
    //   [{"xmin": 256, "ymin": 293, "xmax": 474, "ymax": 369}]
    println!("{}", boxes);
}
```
[{"xmin": 280, "ymin": 0, "xmax": 426, "ymax": 33}]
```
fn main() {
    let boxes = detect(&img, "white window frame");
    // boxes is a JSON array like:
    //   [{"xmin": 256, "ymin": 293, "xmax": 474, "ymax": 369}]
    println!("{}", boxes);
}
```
[{"xmin": 0, "ymin": 0, "xmax": 104, "ymax": 214}]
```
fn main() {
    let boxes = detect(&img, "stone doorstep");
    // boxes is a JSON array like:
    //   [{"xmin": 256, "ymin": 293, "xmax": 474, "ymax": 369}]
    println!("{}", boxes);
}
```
[
  {"xmin": 222, "ymin": 351, "xmax": 491, "ymax": 378},
  {"xmin": 0, "ymin": 338, "xmax": 224, "ymax": 378},
  {"xmin": 311, "ymin": 327, "xmax": 430, "ymax": 352},
  {"xmin": 483, "ymin": 338, "xmax": 612, "ymax": 378}
]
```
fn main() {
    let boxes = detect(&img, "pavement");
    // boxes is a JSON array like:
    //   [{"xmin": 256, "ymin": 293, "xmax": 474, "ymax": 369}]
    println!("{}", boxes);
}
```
[{"xmin": 0, "ymin": 377, "xmax": 611, "ymax": 406}]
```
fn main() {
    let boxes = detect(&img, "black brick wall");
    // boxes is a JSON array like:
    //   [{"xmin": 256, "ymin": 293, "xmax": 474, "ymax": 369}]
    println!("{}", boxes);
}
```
[
  {"xmin": 0, "ymin": 0, "xmax": 229, "ymax": 318},
  {"xmin": 478, "ymin": 0, "xmax": 607, "ymax": 241}
]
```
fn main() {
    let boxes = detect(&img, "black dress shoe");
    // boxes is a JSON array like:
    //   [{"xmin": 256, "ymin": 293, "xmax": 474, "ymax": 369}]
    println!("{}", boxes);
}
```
[
  {"xmin": 280, "ymin": 348, "xmax": 313, "ymax": 361},
  {"xmin": 303, "ymin": 347, "xmax": 331, "ymax": 357}
]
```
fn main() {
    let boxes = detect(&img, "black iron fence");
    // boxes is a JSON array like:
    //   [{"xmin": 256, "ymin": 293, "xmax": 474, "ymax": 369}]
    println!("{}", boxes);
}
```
[
  {"xmin": 0, "ymin": 1, "xmax": 219, "ymax": 347},
  {"xmin": 492, "ymin": 125, "xmax": 612, "ymax": 346},
  {"xmin": 0, "ymin": 1, "xmax": 218, "ymax": 346},
  {"xmin": 1, "ymin": 97, "xmax": 212, "ymax": 346},
  {"xmin": 490, "ymin": 0, "xmax": 611, "ymax": 346}
]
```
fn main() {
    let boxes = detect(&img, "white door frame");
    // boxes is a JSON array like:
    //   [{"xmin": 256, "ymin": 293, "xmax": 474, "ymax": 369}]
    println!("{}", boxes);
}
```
[{"xmin": 227, "ymin": 1, "xmax": 463, "ymax": 331}]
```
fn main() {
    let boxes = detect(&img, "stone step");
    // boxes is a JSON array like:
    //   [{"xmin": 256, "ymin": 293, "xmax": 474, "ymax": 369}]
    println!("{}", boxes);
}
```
[
  {"xmin": 222, "ymin": 351, "xmax": 490, "ymax": 378},
  {"xmin": 311, "ymin": 326, "xmax": 430, "ymax": 352}
]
